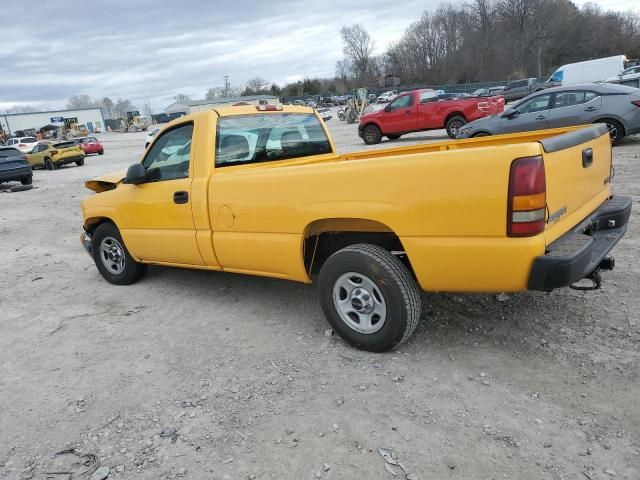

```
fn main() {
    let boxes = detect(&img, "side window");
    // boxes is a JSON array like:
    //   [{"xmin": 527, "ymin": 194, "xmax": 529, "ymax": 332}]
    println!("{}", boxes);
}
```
[
  {"xmin": 553, "ymin": 91, "xmax": 585, "ymax": 108},
  {"xmin": 550, "ymin": 70, "xmax": 564, "ymax": 82},
  {"xmin": 584, "ymin": 91, "xmax": 599, "ymax": 102},
  {"xmin": 142, "ymin": 123, "xmax": 193, "ymax": 182},
  {"xmin": 518, "ymin": 94, "xmax": 551, "ymax": 114},
  {"xmin": 419, "ymin": 91, "xmax": 437, "ymax": 103},
  {"xmin": 389, "ymin": 95, "xmax": 413, "ymax": 110}
]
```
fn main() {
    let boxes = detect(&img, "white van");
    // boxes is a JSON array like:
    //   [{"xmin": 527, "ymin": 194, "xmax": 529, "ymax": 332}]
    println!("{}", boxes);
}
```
[{"xmin": 544, "ymin": 55, "xmax": 630, "ymax": 88}]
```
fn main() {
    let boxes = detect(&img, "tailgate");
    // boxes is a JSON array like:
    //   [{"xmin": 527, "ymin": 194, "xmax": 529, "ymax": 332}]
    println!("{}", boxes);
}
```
[{"xmin": 541, "ymin": 124, "xmax": 612, "ymax": 244}]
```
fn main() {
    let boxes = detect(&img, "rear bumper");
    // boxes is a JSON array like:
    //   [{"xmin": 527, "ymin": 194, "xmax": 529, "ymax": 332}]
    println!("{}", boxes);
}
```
[
  {"xmin": 528, "ymin": 195, "xmax": 631, "ymax": 291},
  {"xmin": 55, "ymin": 155, "xmax": 84, "ymax": 166},
  {"xmin": 0, "ymin": 165, "xmax": 32, "ymax": 182}
]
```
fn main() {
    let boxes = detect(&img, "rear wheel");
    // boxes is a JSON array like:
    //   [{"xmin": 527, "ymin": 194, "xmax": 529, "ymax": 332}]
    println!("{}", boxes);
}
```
[
  {"xmin": 91, "ymin": 222, "xmax": 147, "ymax": 285},
  {"xmin": 363, "ymin": 125, "xmax": 382, "ymax": 145},
  {"xmin": 76, "ymin": 159, "xmax": 85, "ymax": 166},
  {"xmin": 20, "ymin": 176, "xmax": 32, "ymax": 185},
  {"xmin": 596, "ymin": 119, "xmax": 624, "ymax": 145},
  {"xmin": 318, "ymin": 244, "xmax": 421, "ymax": 352},
  {"xmin": 98, "ymin": 150, "xmax": 104, "ymax": 155},
  {"xmin": 44, "ymin": 158, "xmax": 56, "ymax": 170},
  {"xmin": 446, "ymin": 115, "xmax": 467, "ymax": 138},
  {"xmin": 387, "ymin": 134, "xmax": 402, "ymax": 140}
]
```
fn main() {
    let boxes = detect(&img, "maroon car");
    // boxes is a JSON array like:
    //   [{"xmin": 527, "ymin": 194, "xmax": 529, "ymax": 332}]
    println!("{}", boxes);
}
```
[{"xmin": 76, "ymin": 136, "xmax": 104, "ymax": 155}]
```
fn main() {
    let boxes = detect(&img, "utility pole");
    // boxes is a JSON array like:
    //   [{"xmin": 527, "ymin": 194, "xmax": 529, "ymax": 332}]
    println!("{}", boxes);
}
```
[{"xmin": 223, "ymin": 76, "xmax": 230, "ymax": 98}]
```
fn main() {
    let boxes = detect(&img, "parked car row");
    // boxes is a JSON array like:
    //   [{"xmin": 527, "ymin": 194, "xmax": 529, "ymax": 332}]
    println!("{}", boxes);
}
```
[
  {"xmin": 0, "ymin": 135, "xmax": 105, "ymax": 187},
  {"xmin": 456, "ymin": 83, "xmax": 640, "ymax": 145}
]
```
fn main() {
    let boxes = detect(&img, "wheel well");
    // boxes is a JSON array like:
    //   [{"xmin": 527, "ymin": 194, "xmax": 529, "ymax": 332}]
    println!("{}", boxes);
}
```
[
  {"xmin": 84, "ymin": 217, "xmax": 114, "ymax": 233},
  {"xmin": 363, "ymin": 122, "xmax": 380, "ymax": 132},
  {"xmin": 593, "ymin": 117, "xmax": 626, "ymax": 135},
  {"xmin": 445, "ymin": 112, "xmax": 466, "ymax": 124},
  {"xmin": 303, "ymin": 218, "xmax": 415, "ymax": 278}
]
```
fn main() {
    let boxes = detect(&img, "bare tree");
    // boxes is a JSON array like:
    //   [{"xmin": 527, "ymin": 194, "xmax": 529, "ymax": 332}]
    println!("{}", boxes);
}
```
[
  {"xmin": 173, "ymin": 93, "xmax": 191, "ymax": 104},
  {"xmin": 340, "ymin": 24, "xmax": 375, "ymax": 86},
  {"xmin": 243, "ymin": 77, "xmax": 269, "ymax": 95},
  {"xmin": 100, "ymin": 97, "xmax": 115, "ymax": 119},
  {"xmin": 335, "ymin": 58, "xmax": 350, "ymax": 81},
  {"xmin": 142, "ymin": 98, "xmax": 153, "ymax": 119},
  {"xmin": 7, "ymin": 105, "xmax": 38, "ymax": 114},
  {"xmin": 114, "ymin": 98, "xmax": 136, "ymax": 119},
  {"xmin": 67, "ymin": 94, "xmax": 97, "ymax": 109}
]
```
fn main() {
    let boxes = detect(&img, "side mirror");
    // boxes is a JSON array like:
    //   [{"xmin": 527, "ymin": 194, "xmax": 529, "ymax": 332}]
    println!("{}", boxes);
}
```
[
  {"xmin": 124, "ymin": 163, "xmax": 147, "ymax": 184},
  {"xmin": 384, "ymin": 104, "xmax": 392, "ymax": 112},
  {"xmin": 502, "ymin": 109, "xmax": 518, "ymax": 119}
]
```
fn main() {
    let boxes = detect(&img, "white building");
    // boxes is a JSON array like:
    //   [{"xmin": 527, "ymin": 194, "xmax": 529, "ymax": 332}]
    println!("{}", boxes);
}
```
[{"xmin": 1, "ymin": 108, "xmax": 105, "ymax": 135}]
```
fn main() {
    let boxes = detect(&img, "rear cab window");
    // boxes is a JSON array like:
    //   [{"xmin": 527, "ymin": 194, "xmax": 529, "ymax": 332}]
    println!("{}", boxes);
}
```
[{"xmin": 215, "ymin": 113, "xmax": 332, "ymax": 167}]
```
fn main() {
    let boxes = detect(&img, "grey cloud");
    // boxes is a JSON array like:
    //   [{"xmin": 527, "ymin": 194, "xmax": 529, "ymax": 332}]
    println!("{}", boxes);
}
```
[{"xmin": 2, "ymin": 0, "xmax": 432, "ymax": 111}]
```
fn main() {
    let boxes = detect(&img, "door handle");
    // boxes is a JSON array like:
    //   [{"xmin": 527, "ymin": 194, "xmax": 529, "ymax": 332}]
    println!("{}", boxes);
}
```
[
  {"xmin": 582, "ymin": 148, "xmax": 593, "ymax": 168},
  {"xmin": 585, "ymin": 106, "xmax": 597, "ymax": 112},
  {"xmin": 535, "ymin": 115, "xmax": 546, "ymax": 120},
  {"xmin": 173, "ymin": 191, "xmax": 189, "ymax": 204}
]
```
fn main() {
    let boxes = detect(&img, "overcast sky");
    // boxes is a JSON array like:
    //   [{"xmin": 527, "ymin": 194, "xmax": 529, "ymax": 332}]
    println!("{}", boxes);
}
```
[{"xmin": 1, "ymin": 0, "xmax": 636, "ymax": 113}]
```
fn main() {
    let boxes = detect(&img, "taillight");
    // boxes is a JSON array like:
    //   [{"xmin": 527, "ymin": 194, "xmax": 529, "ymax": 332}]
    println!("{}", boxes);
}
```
[
  {"xmin": 632, "ymin": 100, "xmax": 640, "ymax": 107},
  {"xmin": 507, "ymin": 155, "xmax": 546, "ymax": 237}
]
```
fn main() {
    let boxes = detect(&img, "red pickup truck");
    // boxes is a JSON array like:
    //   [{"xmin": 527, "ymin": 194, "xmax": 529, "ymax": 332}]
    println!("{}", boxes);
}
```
[{"xmin": 358, "ymin": 89, "xmax": 505, "ymax": 144}]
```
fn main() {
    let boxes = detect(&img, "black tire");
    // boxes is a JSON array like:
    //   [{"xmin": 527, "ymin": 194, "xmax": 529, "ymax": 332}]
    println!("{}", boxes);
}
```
[
  {"xmin": 45, "ymin": 158, "xmax": 56, "ymax": 170},
  {"xmin": 20, "ymin": 176, "xmax": 32, "ymax": 185},
  {"xmin": 363, "ymin": 124, "xmax": 382, "ymax": 145},
  {"xmin": 318, "ymin": 244, "xmax": 421, "ymax": 352},
  {"xmin": 387, "ymin": 134, "xmax": 402, "ymax": 140},
  {"xmin": 91, "ymin": 222, "xmax": 147, "ymax": 285},
  {"xmin": 98, "ymin": 150, "xmax": 104, "ymax": 155},
  {"xmin": 76, "ymin": 159, "xmax": 85, "ymax": 166},
  {"xmin": 446, "ymin": 115, "xmax": 467, "ymax": 138},
  {"xmin": 595, "ymin": 119, "xmax": 624, "ymax": 146},
  {"xmin": 472, "ymin": 132, "xmax": 491, "ymax": 137}
]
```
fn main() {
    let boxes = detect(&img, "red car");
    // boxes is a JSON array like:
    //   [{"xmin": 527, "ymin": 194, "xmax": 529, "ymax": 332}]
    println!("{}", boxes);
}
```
[
  {"xmin": 76, "ymin": 136, "xmax": 104, "ymax": 155},
  {"xmin": 358, "ymin": 89, "xmax": 505, "ymax": 144}
]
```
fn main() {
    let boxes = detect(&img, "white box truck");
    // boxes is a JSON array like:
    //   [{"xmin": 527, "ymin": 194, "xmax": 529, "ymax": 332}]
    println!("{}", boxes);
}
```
[{"xmin": 541, "ymin": 55, "xmax": 633, "ymax": 89}]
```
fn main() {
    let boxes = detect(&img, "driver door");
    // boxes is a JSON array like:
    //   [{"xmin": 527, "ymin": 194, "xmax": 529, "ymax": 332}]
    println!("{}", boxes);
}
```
[
  {"xmin": 500, "ymin": 93, "xmax": 551, "ymax": 134},
  {"xmin": 382, "ymin": 94, "xmax": 417, "ymax": 133},
  {"xmin": 117, "ymin": 122, "xmax": 205, "ymax": 266}
]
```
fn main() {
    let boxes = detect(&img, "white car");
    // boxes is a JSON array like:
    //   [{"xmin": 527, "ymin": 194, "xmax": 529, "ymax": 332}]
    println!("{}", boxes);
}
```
[
  {"xmin": 5, "ymin": 136, "xmax": 38, "ymax": 153},
  {"xmin": 376, "ymin": 91, "xmax": 398, "ymax": 103},
  {"xmin": 316, "ymin": 107, "xmax": 332, "ymax": 121},
  {"xmin": 145, "ymin": 127, "xmax": 161, "ymax": 149},
  {"xmin": 604, "ymin": 65, "xmax": 640, "ymax": 83}
]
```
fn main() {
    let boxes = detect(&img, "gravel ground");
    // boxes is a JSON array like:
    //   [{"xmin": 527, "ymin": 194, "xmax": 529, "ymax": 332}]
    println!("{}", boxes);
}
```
[{"xmin": 1, "ymin": 114, "xmax": 639, "ymax": 480}]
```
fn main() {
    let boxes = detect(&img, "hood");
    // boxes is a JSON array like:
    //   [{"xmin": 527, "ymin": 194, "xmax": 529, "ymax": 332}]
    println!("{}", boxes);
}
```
[{"xmin": 85, "ymin": 168, "xmax": 127, "ymax": 193}]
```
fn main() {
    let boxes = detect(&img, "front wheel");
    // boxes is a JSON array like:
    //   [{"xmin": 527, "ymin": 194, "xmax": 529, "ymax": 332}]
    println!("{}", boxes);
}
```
[
  {"xmin": 596, "ymin": 119, "xmax": 624, "ymax": 145},
  {"xmin": 318, "ymin": 244, "xmax": 421, "ymax": 352},
  {"xmin": 473, "ymin": 132, "xmax": 491, "ymax": 137},
  {"xmin": 21, "ymin": 176, "xmax": 33, "ymax": 185},
  {"xmin": 362, "ymin": 124, "xmax": 382, "ymax": 145},
  {"xmin": 98, "ymin": 150, "xmax": 104, "ymax": 155},
  {"xmin": 387, "ymin": 134, "xmax": 402, "ymax": 140},
  {"xmin": 45, "ymin": 158, "xmax": 56, "ymax": 170},
  {"xmin": 91, "ymin": 222, "xmax": 147, "ymax": 285},
  {"xmin": 446, "ymin": 115, "xmax": 467, "ymax": 138},
  {"xmin": 76, "ymin": 159, "xmax": 85, "ymax": 166}
]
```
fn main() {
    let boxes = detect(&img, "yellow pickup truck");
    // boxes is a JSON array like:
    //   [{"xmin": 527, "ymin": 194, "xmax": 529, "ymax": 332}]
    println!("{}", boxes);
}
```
[{"xmin": 80, "ymin": 105, "xmax": 631, "ymax": 352}]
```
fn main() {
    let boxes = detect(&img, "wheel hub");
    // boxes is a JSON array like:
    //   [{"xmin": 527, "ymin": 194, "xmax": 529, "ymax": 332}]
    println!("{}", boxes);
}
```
[
  {"xmin": 350, "ymin": 288, "xmax": 374, "ymax": 314},
  {"xmin": 332, "ymin": 272, "xmax": 387, "ymax": 334}
]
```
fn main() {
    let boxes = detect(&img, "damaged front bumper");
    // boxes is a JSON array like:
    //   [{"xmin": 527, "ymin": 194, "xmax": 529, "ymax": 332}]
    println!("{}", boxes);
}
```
[{"xmin": 81, "ymin": 230, "xmax": 93, "ymax": 256}]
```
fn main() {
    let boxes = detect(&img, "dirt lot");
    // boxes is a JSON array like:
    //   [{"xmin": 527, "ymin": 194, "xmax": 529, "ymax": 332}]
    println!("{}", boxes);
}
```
[{"xmin": 1, "ymin": 116, "xmax": 639, "ymax": 480}]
